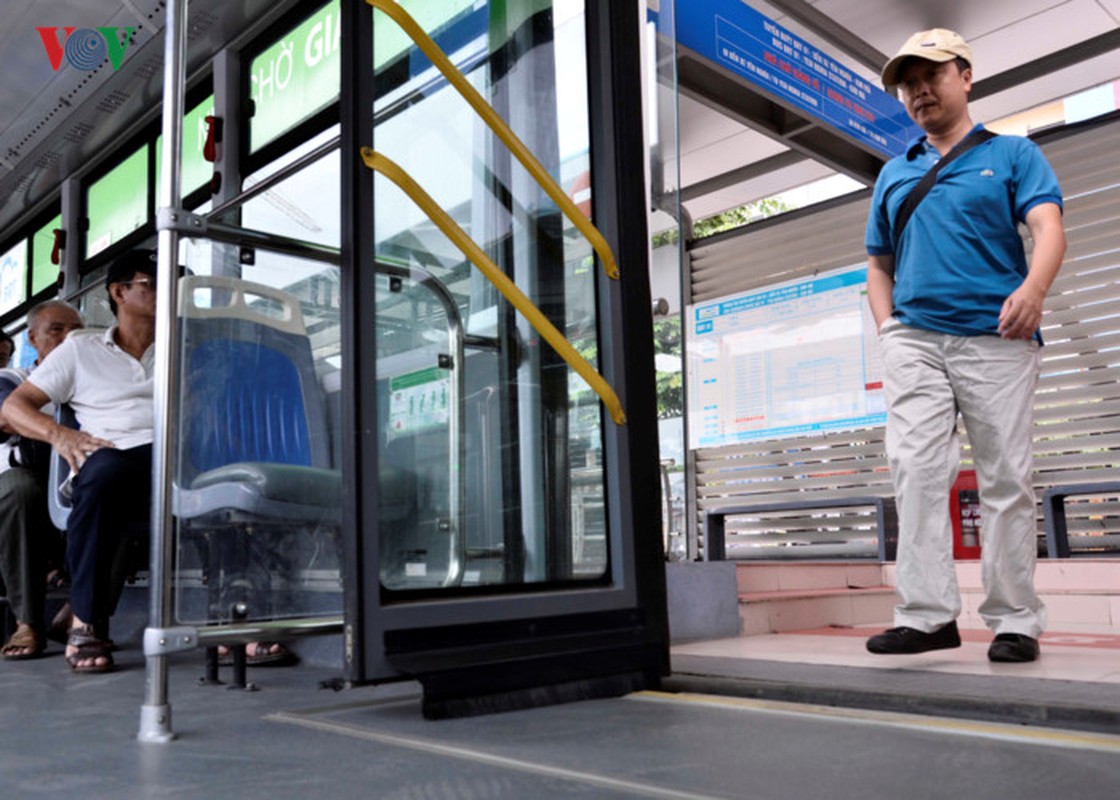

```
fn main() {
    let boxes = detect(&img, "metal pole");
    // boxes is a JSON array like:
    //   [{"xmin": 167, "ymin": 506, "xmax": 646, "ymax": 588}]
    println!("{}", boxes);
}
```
[{"xmin": 139, "ymin": 0, "xmax": 187, "ymax": 744}]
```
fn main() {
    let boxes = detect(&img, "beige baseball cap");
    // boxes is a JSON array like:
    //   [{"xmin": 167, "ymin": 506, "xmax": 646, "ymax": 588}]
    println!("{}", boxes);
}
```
[{"xmin": 881, "ymin": 28, "xmax": 973, "ymax": 87}]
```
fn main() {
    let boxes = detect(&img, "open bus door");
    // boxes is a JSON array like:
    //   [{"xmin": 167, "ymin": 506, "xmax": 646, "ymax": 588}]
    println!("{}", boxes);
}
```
[{"xmin": 338, "ymin": 0, "xmax": 667, "ymax": 717}]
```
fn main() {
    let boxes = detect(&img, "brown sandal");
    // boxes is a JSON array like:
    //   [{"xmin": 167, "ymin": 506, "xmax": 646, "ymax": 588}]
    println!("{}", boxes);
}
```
[
  {"xmin": 217, "ymin": 641, "xmax": 299, "ymax": 668},
  {"xmin": 65, "ymin": 624, "xmax": 114, "ymax": 673},
  {"xmin": 47, "ymin": 602, "xmax": 73, "ymax": 645},
  {"xmin": 1, "ymin": 625, "xmax": 45, "ymax": 660}
]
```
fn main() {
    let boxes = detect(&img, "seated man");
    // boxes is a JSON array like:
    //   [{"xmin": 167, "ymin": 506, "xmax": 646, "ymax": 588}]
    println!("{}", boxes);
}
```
[
  {"xmin": 3, "ymin": 250, "xmax": 157, "ymax": 672},
  {"xmin": 0, "ymin": 301, "xmax": 84, "ymax": 659},
  {"xmin": 4, "ymin": 250, "xmax": 297, "ymax": 672},
  {"xmin": 0, "ymin": 330, "xmax": 14, "ymax": 368}
]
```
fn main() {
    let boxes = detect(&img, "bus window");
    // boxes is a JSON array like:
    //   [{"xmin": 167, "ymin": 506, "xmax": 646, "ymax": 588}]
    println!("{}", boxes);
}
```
[
  {"xmin": 249, "ymin": 0, "xmax": 341, "ymax": 153},
  {"xmin": 31, "ymin": 215, "xmax": 62, "ymax": 296},
  {"xmin": 86, "ymin": 144, "xmax": 150, "ymax": 258},
  {"xmin": 155, "ymin": 94, "xmax": 217, "ymax": 205},
  {"xmin": 0, "ymin": 240, "xmax": 28, "ymax": 317}
]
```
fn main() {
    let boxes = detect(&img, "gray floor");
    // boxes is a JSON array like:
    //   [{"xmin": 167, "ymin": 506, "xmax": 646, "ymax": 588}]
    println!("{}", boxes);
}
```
[{"xmin": 3, "ymin": 635, "xmax": 1120, "ymax": 799}]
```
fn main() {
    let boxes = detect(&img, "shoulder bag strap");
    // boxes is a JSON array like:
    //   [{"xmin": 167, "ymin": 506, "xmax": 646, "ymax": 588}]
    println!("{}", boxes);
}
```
[{"xmin": 891, "ymin": 128, "xmax": 997, "ymax": 244}]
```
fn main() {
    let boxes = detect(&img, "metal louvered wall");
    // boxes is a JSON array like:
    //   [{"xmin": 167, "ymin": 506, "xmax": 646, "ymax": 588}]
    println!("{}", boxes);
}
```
[{"xmin": 688, "ymin": 113, "xmax": 1120, "ymax": 559}]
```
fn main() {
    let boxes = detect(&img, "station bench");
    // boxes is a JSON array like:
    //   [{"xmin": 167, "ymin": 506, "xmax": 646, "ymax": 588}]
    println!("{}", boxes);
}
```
[
  {"xmin": 704, "ymin": 496, "xmax": 898, "ymax": 562},
  {"xmin": 1041, "ymin": 481, "xmax": 1120, "ymax": 558}
]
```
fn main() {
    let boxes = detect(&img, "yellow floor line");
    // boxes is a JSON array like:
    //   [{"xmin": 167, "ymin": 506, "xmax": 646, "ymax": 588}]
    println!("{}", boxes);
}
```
[{"xmin": 633, "ymin": 690, "xmax": 1120, "ymax": 754}]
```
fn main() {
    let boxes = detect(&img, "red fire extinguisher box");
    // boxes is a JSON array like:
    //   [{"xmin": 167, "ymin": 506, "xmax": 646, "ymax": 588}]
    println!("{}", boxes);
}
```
[{"xmin": 950, "ymin": 469, "xmax": 983, "ymax": 559}]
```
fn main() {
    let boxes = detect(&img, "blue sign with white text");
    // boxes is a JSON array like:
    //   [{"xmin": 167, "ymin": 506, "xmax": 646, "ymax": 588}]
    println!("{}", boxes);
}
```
[{"xmin": 676, "ymin": 0, "xmax": 921, "ymax": 158}]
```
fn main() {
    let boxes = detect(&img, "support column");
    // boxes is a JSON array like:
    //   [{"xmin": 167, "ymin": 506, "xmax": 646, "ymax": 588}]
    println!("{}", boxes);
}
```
[{"xmin": 139, "ymin": 0, "xmax": 188, "ymax": 744}]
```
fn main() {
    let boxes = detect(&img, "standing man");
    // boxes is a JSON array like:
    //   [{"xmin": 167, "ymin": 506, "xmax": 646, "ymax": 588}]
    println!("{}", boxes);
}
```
[
  {"xmin": 864, "ymin": 30, "xmax": 1066, "ymax": 663},
  {"xmin": 0, "ymin": 301, "xmax": 84, "ymax": 659},
  {"xmin": 3, "ymin": 250, "xmax": 157, "ymax": 672}
]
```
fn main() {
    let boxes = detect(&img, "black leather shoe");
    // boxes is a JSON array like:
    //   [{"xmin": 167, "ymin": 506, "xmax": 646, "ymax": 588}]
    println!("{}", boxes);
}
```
[
  {"xmin": 988, "ymin": 634, "xmax": 1039, "ymax": 663},
  {"xmin": 866, "ymin": 621, "xmax": 961, "ymax": 654}
]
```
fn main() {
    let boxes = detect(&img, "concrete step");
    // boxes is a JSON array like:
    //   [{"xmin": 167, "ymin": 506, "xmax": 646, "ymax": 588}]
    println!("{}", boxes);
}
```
[
  {"xmin": 736, "ymin": 562, "xmax": 885, "ymax": 594},
  {"xmin": 883, "ymin": 558, "xmax": 1120, "ymax": 593},
  {"xmin": 736, "ymin": 561, "xmax": 893, "ymax": 635},
  {"xmin": 885, "ymin": 558, "xmax": 1120, "ymax": 632},
  {"xmin": 738, "ymin": 586, "xmax": 896, "ymax": 635},
  {"xmin": 738, "ymin": 558, "xmax": 1120, "ymax": 635},
  {"xmin": 962, "ymin": 589, "xmax": 1120, "ymax": 634}
]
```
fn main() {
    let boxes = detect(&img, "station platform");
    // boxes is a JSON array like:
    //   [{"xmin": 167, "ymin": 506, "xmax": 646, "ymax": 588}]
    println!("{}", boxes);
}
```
[
  {"xmin": 670, "ymin": 624, "xmax": 1120, "ymax": 734},
  {"xmin": 668, "ymin": 557, "xmax": 1120, "ymax": 735}
]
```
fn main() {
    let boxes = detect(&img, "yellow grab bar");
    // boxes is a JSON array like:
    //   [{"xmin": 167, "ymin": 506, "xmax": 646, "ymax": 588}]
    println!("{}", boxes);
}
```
[
  {"xmin": 361, "ymin": 147, "xmax": 626, "ymax": 425},
  {"xmin": 366, "ymin": 0, "xmax": 620, "ymax": 281}
]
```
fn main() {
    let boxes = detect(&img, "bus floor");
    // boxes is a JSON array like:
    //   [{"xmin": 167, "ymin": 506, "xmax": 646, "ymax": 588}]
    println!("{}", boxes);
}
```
[
  {"xmin": 2, "ymin": 635, "xmax": 1120, "ymax": 799},
  {"xmin": 669, "ymin": 621, "xmax": 1120, "ymax": 735}
]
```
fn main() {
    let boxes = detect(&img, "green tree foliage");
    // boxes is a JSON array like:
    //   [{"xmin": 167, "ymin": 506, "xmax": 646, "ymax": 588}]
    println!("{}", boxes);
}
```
[
  {"xmin": 653, "ymin": 315, "xmax": 683, "ymax": 420},
  {"xmin": 652, "ymin": 196, "xmax": 793, "ymax": 248},
  {"xmin": 692, "ymin": 196, "xmax": 790, "ymax": 238}
]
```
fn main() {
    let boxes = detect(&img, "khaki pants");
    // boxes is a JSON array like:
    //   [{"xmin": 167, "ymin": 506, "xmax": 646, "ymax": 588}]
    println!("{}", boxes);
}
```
[
  {"xmin": 0, "ymin": 467, "xmax": 59, "ymax": 630},
  {"xmin": 879, "ymin": 319, "xmax": 1046, "ymax": 638}
]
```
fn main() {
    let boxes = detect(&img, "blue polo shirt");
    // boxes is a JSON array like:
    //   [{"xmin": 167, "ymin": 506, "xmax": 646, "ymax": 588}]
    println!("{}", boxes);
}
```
[{"xmin": 865, "ymin": 124, "xmax": 1063, "ymax": 337}]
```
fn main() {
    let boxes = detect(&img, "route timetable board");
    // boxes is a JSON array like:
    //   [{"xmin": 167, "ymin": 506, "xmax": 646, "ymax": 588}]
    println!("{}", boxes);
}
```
[{"xmin": 686, "ymin": 266, "xmax": 886, "ymax": 450}]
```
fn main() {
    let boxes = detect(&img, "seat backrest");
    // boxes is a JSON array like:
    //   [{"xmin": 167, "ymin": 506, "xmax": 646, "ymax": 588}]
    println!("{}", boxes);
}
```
[
  {"xmin": 177, "ymin": 275, "xmax": 330, "ymax": 485},
  {"xmin": 47, "ymin": 403, "xmax": 78, "ymax": 531}
]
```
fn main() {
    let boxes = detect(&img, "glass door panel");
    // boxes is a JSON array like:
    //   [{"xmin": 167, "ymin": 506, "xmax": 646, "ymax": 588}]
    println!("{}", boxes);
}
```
[
  {"xmin": 172, "ymin": 241, "xmax": 343, "ymax": 625},
  {"xmin": 375, "ymin": 264, "xmax": 463, "ymax": 589},
  {"xmin": 371, "ymin": 0, "xmax": 607, "ymax": 592}
]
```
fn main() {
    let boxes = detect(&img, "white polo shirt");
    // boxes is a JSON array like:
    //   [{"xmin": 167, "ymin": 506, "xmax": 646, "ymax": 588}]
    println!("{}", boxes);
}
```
[{"xmin": 29, "ymin": 327, "xmax": 153, "ymax": 450}]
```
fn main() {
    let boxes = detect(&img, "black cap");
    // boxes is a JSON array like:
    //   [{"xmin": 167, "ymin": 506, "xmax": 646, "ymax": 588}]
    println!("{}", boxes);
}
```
[{"xmin": 106, "ymin": 248, "xmax": 157, "ymax": 286}]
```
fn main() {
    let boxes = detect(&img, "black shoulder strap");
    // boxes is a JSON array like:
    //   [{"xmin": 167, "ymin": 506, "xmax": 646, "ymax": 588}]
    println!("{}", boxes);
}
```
[{"xmin": 892, "ymin": 128, "xmax": 997, "ymax": 244}]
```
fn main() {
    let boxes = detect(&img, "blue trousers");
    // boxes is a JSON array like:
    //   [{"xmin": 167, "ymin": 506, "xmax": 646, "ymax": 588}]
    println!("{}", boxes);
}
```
[{"xmin": 67, "ymin": 444, "xmax": 151, "ymax": 632}]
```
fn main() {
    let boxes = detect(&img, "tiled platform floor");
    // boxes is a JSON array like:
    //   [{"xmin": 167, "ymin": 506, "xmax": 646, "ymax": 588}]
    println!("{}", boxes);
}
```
[
  {"xmin": 669, "ymin": 619, "xmax": 1120, "ymax": 733},
  {"xmin": 673, "ymin": 558, "xmax": 1120, "ymax": 730},
  {"xmin": 673, "ymin": 623, "xmax": 1120, "ymax": 684}
]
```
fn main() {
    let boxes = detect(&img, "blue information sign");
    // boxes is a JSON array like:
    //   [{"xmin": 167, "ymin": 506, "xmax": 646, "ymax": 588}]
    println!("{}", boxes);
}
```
[{"xmin": 676, "ymin": 0, "xmax": 921, "ymax": 158}]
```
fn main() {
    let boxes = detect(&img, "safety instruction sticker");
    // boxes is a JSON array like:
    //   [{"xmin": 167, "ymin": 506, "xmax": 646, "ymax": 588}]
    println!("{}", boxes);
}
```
[{"xmin": 388, "ymin": 366, "xmax": 450, "ymax": 438}]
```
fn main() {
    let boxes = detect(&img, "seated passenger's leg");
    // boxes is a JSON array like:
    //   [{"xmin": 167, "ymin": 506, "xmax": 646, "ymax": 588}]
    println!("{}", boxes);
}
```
[
  {"xmin": 0, "ymin": 467, "xmax": 52, "ymax": 633},
  {"xmin": 66, "ymin": 445, "xmax": 152, "ymax": 634}
]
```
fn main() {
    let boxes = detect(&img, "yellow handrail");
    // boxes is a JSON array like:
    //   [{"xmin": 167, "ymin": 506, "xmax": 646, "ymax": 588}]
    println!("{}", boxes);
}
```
[
  {"xmin": 366, "ymin": 0, "xmax": 619, "ymax": 281},
  {"xmin": 361, "ymin": 147, "xmax": 626, "ymax": 425}
]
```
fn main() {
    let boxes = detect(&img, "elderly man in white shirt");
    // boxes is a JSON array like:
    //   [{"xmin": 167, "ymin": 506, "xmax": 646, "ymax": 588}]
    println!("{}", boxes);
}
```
[
  {"xmin": 3, "ymin": 249, "xmax": 157, "ymax": 672},
  {"xmin": 0, "ymin": 300, "xmax": 84, "ymax": 660}
]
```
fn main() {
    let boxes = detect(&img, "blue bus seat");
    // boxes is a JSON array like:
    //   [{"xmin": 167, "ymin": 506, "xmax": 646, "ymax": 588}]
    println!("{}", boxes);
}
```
[
  {"xmin": 172, "ymin": 275, "xmax": 345, "ymax": 625},
  {"xmin": 172, "ymin": 275, "xmax": 339, "ymax": 524}
]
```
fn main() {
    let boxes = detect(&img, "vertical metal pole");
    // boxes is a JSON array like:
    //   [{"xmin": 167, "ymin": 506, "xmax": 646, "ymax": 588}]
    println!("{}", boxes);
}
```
[
  {"xmin": 139, "ymin": 0, "xmax": 187, "ymax": 744},
  {"xmin": 58, "ymin": 178, "xmax": 82, "ymax": 297}
]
